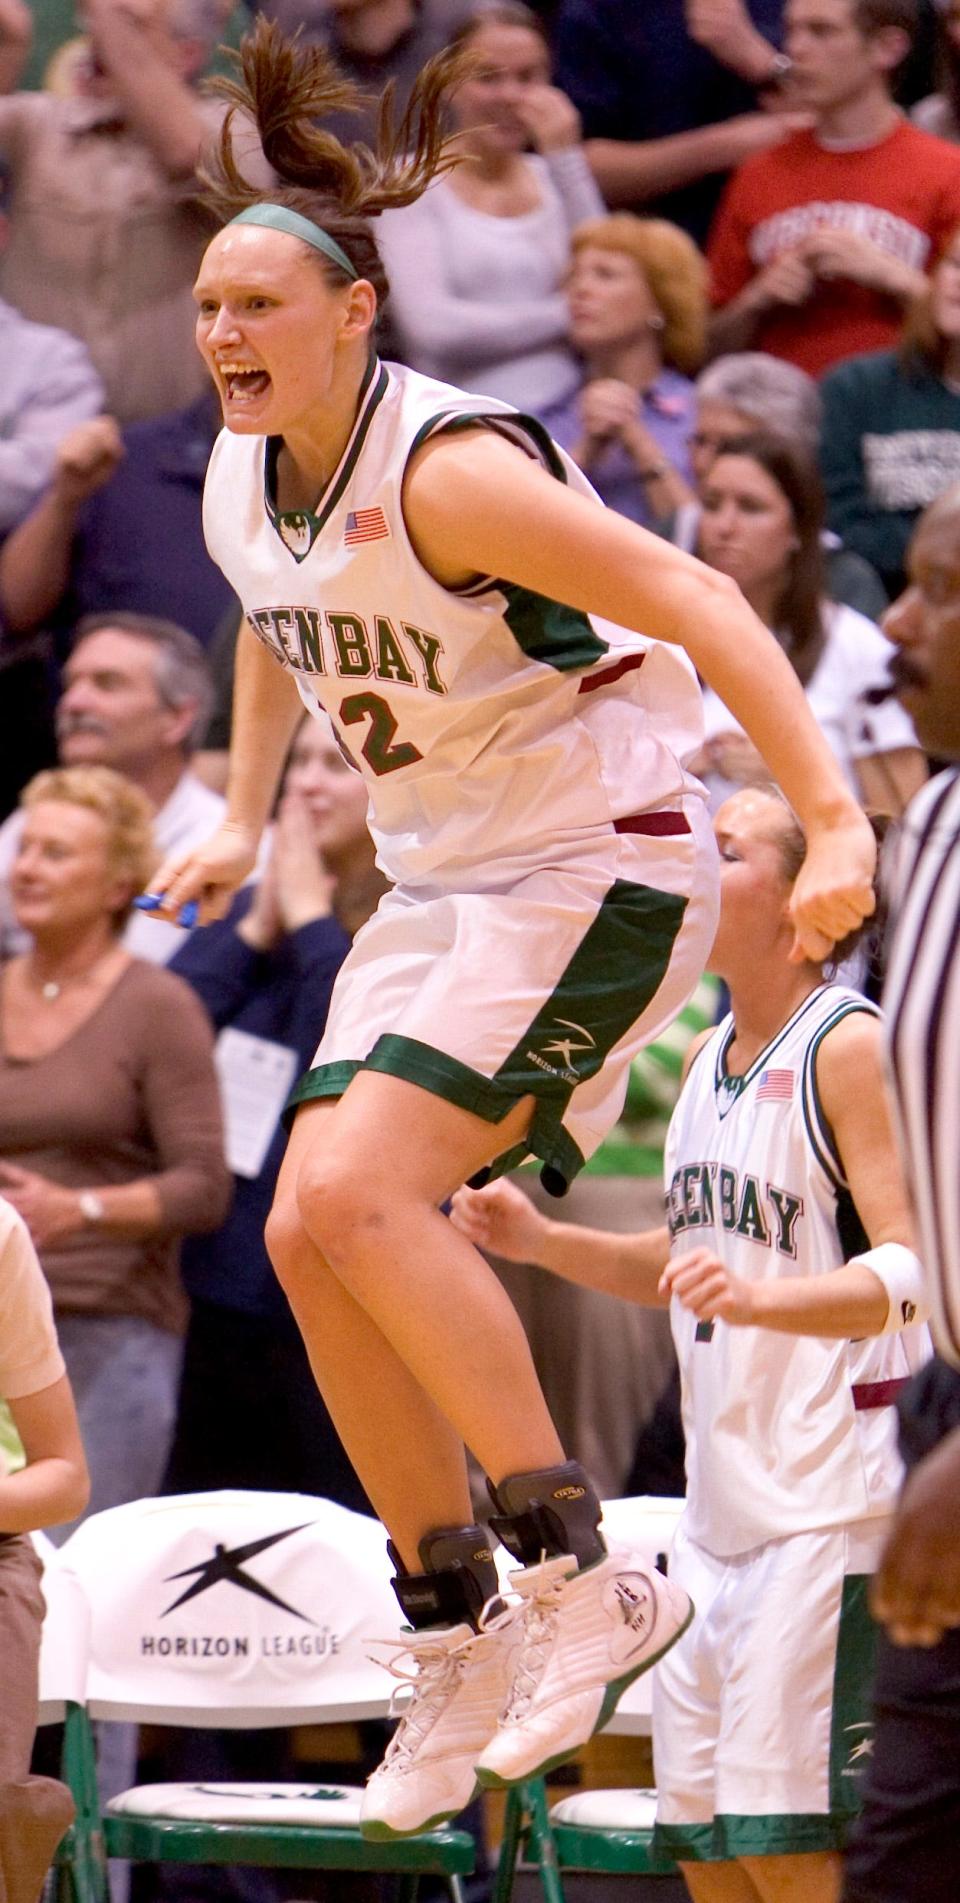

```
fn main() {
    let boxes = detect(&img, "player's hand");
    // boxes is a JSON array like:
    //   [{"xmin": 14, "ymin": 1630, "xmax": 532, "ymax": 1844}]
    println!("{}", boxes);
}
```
[
  {"xmin": 514, "ymin": 82, "xmax": 582, "ymax": 153},
  {"xmin": 659, "ymin": 1247, "xmax": 756, "ymax": 1323},
  {"xmin": 53, "ymin": 416, "xmax": 124, "ymax": 504},
  {"xmin": 450, "ymin": 1178, "xmax": 548, "ymax": 1263},
  {"xmin": 147, "ymin": 820, "xmax": 260, "ymax": 928},
  {"xmin": 787, "ymin": 810, "xmax": 876, "ymax": 964},
  {"xmin": 871, "ymin": 1428, "xmax": 960, "ymax": 1646}
]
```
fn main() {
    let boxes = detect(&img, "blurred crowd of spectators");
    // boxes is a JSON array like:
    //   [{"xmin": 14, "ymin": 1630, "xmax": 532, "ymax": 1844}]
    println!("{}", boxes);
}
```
[{"xmin": 1, "ymin": 0, "xmax": 959, "ymax": 1892}]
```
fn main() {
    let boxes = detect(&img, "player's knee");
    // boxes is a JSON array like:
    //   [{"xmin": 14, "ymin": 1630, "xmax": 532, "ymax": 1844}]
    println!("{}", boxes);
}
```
[
  {"xmin": 264, "ymin": 1189, "xmax": 307, "ymax": 1286},
  {"xmin": 294, "ymin": 1154, "xmax": 393, "ymax": 1275}
]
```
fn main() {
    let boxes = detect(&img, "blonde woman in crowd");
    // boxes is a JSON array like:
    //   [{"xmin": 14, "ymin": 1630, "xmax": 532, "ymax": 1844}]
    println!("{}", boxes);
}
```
[
  {"xmin": 541, "ymin": 212, "xmax": 708, "ymax": 527},
  {"xmin": 0, "ymin": 764, "xmax": 230, "ymax": 1528}
]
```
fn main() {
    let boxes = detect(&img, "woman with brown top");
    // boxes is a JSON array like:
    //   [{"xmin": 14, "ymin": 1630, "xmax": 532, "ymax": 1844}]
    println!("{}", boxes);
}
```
[{"xmin": 0, "ymin": 763, "xmax": 230, "ymax": 1531}]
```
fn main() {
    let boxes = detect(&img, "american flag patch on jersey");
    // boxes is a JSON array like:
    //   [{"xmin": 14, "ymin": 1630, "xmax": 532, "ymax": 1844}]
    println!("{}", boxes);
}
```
[
  {"xmin": 344, "ymin": 507, "xmax": 389, "ymax": 545},
  {"xmin": 756, "ymin": 1068, "xmax": 794, "ymax": 1102}
]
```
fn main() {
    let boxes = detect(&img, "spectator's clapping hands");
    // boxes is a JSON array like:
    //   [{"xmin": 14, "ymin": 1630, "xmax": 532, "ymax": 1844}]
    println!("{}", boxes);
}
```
[
  {"xmin": 0, "ymin": 1163, "xmax": 82, "ymax": 1247},
  {"xmin": 272, "ymin": 787, "xmax": 336, "ymax": 933},
  {"xmin": 513, "ymin": 82, "xmax": 582, "ymax": 154},
  {"xmin": 577, "ymin": 380, "xmax": 643, "ymax": 449},
  {"xmin": 801, "ymin": 227, "xmax": 917, "ymax": 299},
  {"xmin": 751, "ymin": 249, "xmax": 816, "ymax": 312},
  {"xmin": 450, "ymin": 1178, "xmax": 547, "ymax": 1262},
  {"xmin": 53, "ymin": 416, "xmax": 124, "ymax": 505}
]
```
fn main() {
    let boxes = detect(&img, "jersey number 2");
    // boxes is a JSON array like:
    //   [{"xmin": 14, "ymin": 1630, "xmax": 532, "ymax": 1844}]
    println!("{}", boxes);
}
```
[{"xmin": 339, "ymin": 692, "xmax": 423, "ymax": 777}]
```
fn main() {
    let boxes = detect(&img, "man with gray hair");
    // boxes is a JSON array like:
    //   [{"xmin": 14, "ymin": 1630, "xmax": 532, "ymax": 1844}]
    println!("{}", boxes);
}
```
[
  {"xmin": 0, "ymin": 613, "xmax": 226, "ymax": 961},
  {"xmin": 0, "ymin": 0, "xmax": 269, "ymax": 421}
]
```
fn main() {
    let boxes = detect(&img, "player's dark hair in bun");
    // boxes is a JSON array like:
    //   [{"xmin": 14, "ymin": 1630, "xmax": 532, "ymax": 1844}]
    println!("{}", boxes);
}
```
[{"xmin": 200, "ymin": 17, "xmax": 466, "ymax": 305}]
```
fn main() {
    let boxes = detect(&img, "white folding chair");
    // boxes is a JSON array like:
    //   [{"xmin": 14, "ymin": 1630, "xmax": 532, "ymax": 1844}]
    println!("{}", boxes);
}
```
[{"xmin": 50, "ymin": 1490, "xmax": 475, "ymax": 1902}]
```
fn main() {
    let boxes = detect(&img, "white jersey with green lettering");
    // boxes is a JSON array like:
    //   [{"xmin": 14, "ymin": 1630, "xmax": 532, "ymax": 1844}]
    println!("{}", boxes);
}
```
[
  {"xmin": 202, "ymin": 357, "xmax": 706, "ymax": 889},
  {"xmin": 664, "ymin": 983, "xmax": 929, "ymax": 1558}
]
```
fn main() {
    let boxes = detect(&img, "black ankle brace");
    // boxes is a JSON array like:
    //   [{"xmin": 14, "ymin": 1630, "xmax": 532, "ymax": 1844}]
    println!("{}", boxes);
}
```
[
  {"xmin": 487, "ymin": 1461, "xmax": 606, "ymax": 1569},
  {"xmin": 388, "ymin": 1524, "xmax": 500, "ymax": 1632}
]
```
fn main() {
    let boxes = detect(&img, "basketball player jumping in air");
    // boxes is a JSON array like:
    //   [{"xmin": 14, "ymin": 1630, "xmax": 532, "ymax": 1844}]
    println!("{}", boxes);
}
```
[
  {"xmin": 150, "ymin": 23, "xmax": 879, "ymax": 1841},
  {"xmin": 455, "ymin": 787, "xmax": 930, "ymax": 1903}
]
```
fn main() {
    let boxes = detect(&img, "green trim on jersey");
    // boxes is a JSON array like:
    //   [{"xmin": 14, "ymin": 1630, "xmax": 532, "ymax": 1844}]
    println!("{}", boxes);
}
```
[
  {"xmin": 828, "ymin": 1573, "xmax": 879, "ymax": 1818},
  {"xmin": 263, "ymin": 356, "xmax": 389, "ymax": 561},
  {"xmin": 800, "ymin": 1000, "xmax": 880, "ymax": 1193},
  {"xmin": 406, "ymin": 407, "xmax": 609, "ymax": 670},
  {"xmin": 500, "ymin": 583, "xmax": 608, "ymax": 671},
  {"xmin": 283, "ymin": 878, "xmax": 687, "ymax": 1192}
]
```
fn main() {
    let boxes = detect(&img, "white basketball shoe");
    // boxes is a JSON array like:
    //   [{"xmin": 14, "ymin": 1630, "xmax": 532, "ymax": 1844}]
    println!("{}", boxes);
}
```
[
  {"xmin": 361, "ymin": 1616, "xmax": 520, "ymax": 1840},
  {"xmin": 475, "ymin": 1549, "xmax": 694, "ymax": 1788}
]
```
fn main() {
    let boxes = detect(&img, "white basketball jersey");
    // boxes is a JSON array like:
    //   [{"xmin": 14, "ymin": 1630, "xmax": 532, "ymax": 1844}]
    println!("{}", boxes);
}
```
[
  {"xmin": 203, "ymin": 359, "xmax": 706, "ymax": 888},
  {"xmin": 664, "ymin": 984, "xmax": 927, "ymax": 1557}
]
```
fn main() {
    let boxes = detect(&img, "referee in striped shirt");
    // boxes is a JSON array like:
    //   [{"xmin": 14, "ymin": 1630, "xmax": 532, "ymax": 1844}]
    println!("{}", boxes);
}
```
[{"xmin": 844, "ymin": 487, "xmax": 960, "ymax": 1902}]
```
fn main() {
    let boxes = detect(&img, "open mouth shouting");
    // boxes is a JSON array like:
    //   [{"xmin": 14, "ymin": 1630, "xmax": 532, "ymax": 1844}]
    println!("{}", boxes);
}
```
[{"xmin": 218, "ymin": 362, "xmax": 272, "ymax": 406}]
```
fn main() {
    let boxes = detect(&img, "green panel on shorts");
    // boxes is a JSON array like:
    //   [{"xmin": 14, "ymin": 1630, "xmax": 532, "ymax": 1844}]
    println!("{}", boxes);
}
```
[
  {"xmin": 650, "ymin": 1821, "xmax": 714, "ymax": 1869},
  {"xmin": 713, "ymin": 1812, "xmax": 847, "ymax": 1858},
  {"xmin": 284, "ymin": 1060, "xmax": 363, "ymax": 1124},
  {"xmin": 493, "ymin": 879, "xmax": 689, "ymax": 1102},
  {"xmin": 828, "ymin": 1572, "xmax": 879, "ymax": 1817}
]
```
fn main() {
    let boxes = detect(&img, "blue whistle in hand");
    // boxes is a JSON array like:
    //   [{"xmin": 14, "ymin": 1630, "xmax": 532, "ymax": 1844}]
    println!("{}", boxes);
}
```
[{"xmin": 133, "ymin": 893, "xmax": 199, "ymax": 929}]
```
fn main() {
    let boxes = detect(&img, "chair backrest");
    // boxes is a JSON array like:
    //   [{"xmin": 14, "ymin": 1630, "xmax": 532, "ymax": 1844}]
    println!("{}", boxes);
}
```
[
  {"xmin": 34, "ymin": 1533, "xmax": 89, "ymax": 1721},
  {"xmin": 56, "ymin": 1490, "xmax": 405, "ymax": 1727},
  {"xmin": 598, "ymin": 1497, "xmax": 684, "ymax": 1733}
]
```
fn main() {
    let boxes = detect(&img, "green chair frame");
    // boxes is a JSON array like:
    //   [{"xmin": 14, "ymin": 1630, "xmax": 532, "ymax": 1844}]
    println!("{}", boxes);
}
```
[
  {"xmin": 52, "ymin": 1700, "xmax": 475, "ymax": 1903},
  {"xmin": 491, "ymin": 1778, "xmax": 676, "ymax": 1903}
]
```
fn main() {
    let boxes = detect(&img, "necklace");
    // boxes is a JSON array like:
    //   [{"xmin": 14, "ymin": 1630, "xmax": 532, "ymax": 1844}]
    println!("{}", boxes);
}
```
[{"xmin": 25, "ymin": 949, "xmax": 116, "ymax": 1003}]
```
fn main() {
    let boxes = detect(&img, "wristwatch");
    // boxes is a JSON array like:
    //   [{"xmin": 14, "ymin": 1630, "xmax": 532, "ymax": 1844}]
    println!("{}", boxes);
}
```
[{"xmin": 78, "ymin": 1190, "xmax": 106, "ymax": 1226}]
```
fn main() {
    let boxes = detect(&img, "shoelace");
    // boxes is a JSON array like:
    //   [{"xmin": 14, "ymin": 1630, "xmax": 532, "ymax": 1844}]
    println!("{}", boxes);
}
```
[
  {"xmin": 367, "ymin": 1634, "xmax": 469, "ymax": 1771},
  {"xmin": 487, "ymin": 1572, "xmax": 567, "ymax": 1724}
]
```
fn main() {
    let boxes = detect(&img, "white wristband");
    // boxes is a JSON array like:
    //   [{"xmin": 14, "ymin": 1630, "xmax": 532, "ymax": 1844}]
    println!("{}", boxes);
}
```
[{"xmin": 848, "ymin": 1243, "xmax": 928, "ymax": 1333}]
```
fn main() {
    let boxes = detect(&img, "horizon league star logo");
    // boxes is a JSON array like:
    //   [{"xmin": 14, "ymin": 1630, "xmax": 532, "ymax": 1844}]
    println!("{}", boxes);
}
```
[
  {"xmin": 138, "ymin": 1523, "xmax": 341, "ymax": 1664},
  {"xmin": 526, "ymin": 1019, "xmax": 597, "ymax": 1086}
]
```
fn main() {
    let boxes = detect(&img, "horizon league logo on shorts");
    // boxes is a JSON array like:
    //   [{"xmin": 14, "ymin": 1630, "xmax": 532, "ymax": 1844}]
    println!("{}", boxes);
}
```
[{"xmin": 137, "ymin": 1523, "xmax": 341, "ymax": 1666}]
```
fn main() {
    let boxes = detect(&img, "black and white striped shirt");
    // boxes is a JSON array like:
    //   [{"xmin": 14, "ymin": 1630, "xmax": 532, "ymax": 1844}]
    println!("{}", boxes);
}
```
[{"xmin": 884, "ymin": 770, "xmax": 960, "ymax": 1368}]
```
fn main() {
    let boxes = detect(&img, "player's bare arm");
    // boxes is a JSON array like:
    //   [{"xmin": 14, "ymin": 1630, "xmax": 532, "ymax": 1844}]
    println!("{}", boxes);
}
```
[
  {"xmin": 152, "ymin": 618, "xmax": 303, "ymax": 922},
  {"xmin": 450, "ymin": 1176, "xmax": 671, "ymax": 1305},
  {"xmin": 403, "ymin": 427, "xmax": 876, "ymax": 963}
]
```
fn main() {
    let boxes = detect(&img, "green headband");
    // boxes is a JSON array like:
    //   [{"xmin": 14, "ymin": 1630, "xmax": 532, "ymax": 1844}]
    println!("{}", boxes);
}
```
[{"xmin": 228, "ymin": 204, "xmax": 359, "ymax": 280}]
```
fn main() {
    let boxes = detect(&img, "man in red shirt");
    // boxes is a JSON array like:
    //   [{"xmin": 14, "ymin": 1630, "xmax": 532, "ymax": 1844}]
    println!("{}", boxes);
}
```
[{"xmin": 708, "ymin": 0, "xmax": 960, "ymax": 375}]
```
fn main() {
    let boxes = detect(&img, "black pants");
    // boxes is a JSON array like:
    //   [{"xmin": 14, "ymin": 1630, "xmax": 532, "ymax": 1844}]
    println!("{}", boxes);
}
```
[
  {"xmin": 163, "ymin": 1297, "xmax": 371, "ymax": 1510},
  {"xmin": 842, "ymin": 1357, "xmax": 960, "ymax": 1902}
]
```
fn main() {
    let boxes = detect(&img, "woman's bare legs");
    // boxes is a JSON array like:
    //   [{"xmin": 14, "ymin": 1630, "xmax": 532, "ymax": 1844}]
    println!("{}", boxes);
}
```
[
  {"xmin": 679, "ymin": 1864, "xmax": 762, "ymax": 1902},
  {"xmin": 267, "ymin": 1076, "xmax": 566, "ymax": 1567},
  {"xmin": 679, "ymin": 1854, "xmax": 842, "ymax": 1903}
]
